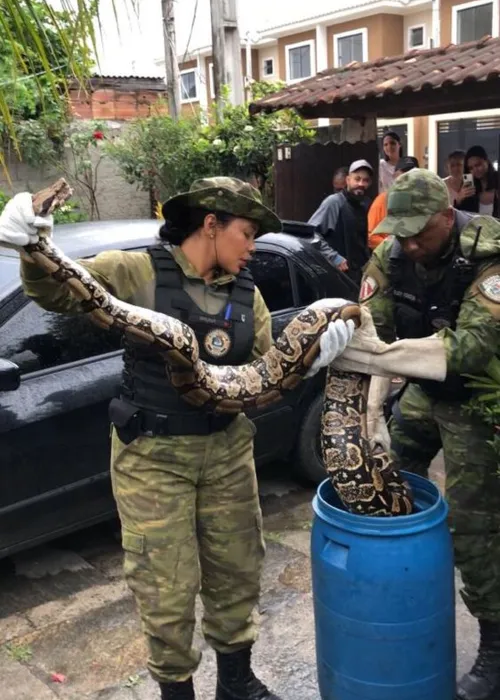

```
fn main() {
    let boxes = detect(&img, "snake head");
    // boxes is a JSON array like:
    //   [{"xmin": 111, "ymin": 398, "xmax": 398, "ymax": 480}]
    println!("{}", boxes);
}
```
[{"xmin": 31, "ymin": 178, "xmax": 73, "ymax": 217}]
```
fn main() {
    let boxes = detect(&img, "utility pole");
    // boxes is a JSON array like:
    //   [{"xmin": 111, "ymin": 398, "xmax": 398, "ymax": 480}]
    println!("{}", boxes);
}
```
[
  {"xmin": 162, "ymin": 0, "xmax": 181, "ymax": 120},
  {"xmin": 210, "ymin": 0, "xmax": 244, "ymax": 120}
]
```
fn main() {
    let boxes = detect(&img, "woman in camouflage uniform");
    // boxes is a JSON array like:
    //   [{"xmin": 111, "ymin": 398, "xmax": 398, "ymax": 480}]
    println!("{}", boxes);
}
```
[{"xmin": 0, "ymin": 177, "xmax": 353, "ymax": 700}]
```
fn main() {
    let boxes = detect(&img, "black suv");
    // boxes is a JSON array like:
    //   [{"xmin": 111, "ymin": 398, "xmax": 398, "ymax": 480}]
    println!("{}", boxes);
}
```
[{"xmin": 0, "ymin": 219, "xmax": 359, "ymax": 558}]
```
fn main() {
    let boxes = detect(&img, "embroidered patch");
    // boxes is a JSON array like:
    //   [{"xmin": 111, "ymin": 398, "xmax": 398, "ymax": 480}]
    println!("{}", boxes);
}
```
[
  {"xmin": 204, "ymin": 328, "xmax": 232, "ymax": 358},
  {"xmin": 360, "ymin": 276, "xmax": 378, "ymax": 301},
  {"xmin": 479, "ymin": 274, "xmax": 500, "ymax": 303}
]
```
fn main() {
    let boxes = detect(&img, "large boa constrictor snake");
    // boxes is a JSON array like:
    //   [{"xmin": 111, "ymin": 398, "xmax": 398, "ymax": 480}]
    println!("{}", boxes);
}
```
[{"xmin": 20, "ymin": 180, "xmax": 413, "ymax": 517}]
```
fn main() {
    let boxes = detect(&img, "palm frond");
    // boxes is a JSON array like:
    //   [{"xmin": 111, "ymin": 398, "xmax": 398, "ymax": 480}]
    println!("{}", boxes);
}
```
[{"xmin": 0, "ymin": 0, "xmax": 139, "ymax": 177}]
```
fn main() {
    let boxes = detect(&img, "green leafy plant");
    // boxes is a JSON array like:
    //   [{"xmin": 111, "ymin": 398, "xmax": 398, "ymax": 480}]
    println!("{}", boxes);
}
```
[
  {"xmin": 0, "ymin": 189, "xmax": 9, "ymax": 213},
  {"xmin": 0, "ymin": 1, "xmax": 139, "ymax": 173},
  {"xmin": 53, "ymin": 201, "xmax": 87, "ymax": 224},
  {"xmin": 464, "ymin": 357, "xmax": 500, "ymax": 459},
  {"xmin": 106, "ymin": 81, "xmax": 314, "ymax": 208},
  {"xmin": 4, "ymin": 642, "xmax": 32, "ymax": 662},
  {"xmin": 0, "ymin": 0, "xmax": 96, "ymax": 172}
]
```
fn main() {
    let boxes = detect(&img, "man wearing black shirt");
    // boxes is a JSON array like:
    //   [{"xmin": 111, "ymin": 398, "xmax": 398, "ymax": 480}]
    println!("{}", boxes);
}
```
[{"xmin": 308, "ymin": 159, "xmax": 373, "ymax": 286}]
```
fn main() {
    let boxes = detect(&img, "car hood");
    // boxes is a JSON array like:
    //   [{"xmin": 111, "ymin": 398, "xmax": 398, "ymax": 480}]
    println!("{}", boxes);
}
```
[{"xmin": 0, "ymin": 255, "xmax": 21, "ymax": 297}]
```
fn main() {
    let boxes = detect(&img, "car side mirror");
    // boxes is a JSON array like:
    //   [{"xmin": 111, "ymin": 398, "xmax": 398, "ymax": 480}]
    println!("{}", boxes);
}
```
[{"xmin": 0, "ymin": 359, "xmax": 21, "ymax": 392}]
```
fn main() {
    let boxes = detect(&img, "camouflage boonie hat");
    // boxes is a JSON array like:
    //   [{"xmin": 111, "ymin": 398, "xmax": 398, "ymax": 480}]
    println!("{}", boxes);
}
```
[
  {"xmin": 161, "ymin": 176, "xmax": 282, "ymax": 236},
  {"xmin": 373, "ymin": 169, "xmax": 450, "ymax": 238}
]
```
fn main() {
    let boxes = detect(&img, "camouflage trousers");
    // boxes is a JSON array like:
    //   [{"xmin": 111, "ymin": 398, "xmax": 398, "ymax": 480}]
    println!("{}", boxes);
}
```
[
  {"xmin": 391, "ymin": 382, "xmax": 500, "ymax": 622},
  {"xmin": 110, "ymin": 413, "xmax": 266, "ymax": 683}
]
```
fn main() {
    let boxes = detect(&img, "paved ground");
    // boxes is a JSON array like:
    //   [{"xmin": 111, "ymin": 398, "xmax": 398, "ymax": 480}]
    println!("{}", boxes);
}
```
[{"xmin": 0, "ymin": 456, "xmax": 479, "ymax": 700}]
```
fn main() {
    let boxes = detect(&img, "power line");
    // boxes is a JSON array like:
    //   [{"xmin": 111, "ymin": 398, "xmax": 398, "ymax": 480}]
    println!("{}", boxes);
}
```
[
  {"xmin": 0, "ymin": 63, "xmax": 69, "ymax": 87},
  {"xmin": 180, "ymin": 0, "xmax": 199, "ymax": 65}
]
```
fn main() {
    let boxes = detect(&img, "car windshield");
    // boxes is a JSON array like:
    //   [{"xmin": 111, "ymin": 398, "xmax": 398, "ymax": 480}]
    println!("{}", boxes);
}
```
[{"xmin": 0, "ymin": 255, "xmax": 20, "ymax": 295}]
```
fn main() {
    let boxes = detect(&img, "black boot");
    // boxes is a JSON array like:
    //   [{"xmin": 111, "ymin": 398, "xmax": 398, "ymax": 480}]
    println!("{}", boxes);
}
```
[
  {"xmin": 215, "ymin": 647, "xmax": 282, "ymax": 700},
  {"xmin": 457, "ymin": 620, "xmax": 500, "ymax": 700},
  {"xmin": 160, "ymin": 677, "xmax": 195, "ymax": 700}
]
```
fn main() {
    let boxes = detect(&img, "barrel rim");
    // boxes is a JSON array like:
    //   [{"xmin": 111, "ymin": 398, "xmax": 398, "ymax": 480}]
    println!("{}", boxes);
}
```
[{"xmin": 313, "ymin": 471, "xmax": 448, "ymax": 536}]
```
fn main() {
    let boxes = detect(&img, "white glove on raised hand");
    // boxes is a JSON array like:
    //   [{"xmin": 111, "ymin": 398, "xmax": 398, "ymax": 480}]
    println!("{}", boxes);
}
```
[
  {"xmin": 305, "ymin": 318, "xmax": 356, "ymax": 378},
  {"xmin": 0, "ymin": 192, "xmax": 53, "ymax": 249},
  {"xmin": 332, "ymin": 306, "xmax": 447, "ymax": 381}
]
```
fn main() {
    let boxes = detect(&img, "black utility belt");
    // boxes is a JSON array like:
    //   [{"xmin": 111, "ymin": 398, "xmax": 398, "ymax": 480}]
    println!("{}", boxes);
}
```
[{"xmin": 109, "ymin": 397, "xmax": 235, "ymax": 444}]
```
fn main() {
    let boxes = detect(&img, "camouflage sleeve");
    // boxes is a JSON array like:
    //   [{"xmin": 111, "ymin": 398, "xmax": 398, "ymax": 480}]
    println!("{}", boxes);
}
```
[
  {"xmin": 251, "ymin": 286, "xmax": 272, "ymax": 359},
  {"xmin": 20, "ymin": 250, "xmax": 155, "ymax": 313},
  {"xmin": 439, "ymin": 263, "xmax": 500, "ymax": 375},
  {"xmin": 359, "ymin": 239, "xmax": 396, "ymax": 343}
]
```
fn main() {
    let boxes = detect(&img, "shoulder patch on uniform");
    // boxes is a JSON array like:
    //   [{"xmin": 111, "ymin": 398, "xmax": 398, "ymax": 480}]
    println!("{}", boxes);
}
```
[
  {"xmin": 360, "ymin": 276, "xmax": 378, "ymax": 301},
  {"xmin": 479, "ymin": 275, "xmax": 500, "ymax": 303}
]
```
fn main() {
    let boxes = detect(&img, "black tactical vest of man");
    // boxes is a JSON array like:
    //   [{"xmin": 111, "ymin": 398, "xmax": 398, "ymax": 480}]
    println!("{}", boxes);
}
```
[
  {"xmin": 120, "ymin": 245, "xmax": 255, "ymax": 417},
  {"xmin": 388, "ymin": 211, "xmax": 478, "ymax": 399}
]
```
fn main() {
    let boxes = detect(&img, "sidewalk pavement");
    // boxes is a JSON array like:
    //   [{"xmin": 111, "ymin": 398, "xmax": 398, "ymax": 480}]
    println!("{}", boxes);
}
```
[{"xmin": 0, "ymin": 459, "xmax": 479, "ymax": 699}]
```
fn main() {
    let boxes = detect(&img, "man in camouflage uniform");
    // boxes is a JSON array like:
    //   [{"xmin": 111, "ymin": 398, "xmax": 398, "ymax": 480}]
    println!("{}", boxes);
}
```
[
  {"xmin": 0, "ymin": 178, "xmax": 354, "ymax": 700},
  {"xmin": 363, "ymin": 169, "xmax": 500, "ymax": 700}
]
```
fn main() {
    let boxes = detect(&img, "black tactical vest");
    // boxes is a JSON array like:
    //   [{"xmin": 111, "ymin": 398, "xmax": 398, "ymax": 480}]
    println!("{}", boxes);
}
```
[
  {"xmin": 388, "ymin": 211, "xmax": 478, "ymax": 399},
  {"xmin": 120, "ymin": 245, "xmax": 255, "ymax": 415}
]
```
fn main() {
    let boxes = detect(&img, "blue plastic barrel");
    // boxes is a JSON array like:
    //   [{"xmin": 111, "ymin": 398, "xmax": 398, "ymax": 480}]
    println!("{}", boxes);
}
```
[{"xmin": 311, "ymin": 471, "xmax": 455, "ymax": 700}]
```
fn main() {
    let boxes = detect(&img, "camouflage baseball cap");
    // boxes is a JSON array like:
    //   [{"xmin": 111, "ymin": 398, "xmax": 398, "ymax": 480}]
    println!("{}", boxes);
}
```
[
  {"xmin": 373, "ymin": 169, "xmax": 450, "ymax": 238},
  {"xmin": 162, "ymin": 176, "xmax": 282, "ymax": 236}
]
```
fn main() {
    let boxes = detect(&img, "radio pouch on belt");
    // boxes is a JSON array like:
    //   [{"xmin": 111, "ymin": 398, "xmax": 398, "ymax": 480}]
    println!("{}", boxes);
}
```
[{"xmin": 109, "ymin": 397, "xmax": 140, "ymax": 445}]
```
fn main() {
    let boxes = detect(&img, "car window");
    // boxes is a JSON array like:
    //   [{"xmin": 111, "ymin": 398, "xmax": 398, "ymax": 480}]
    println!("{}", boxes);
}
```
[
  {"xmin": 248, "ymin": 252, "xmax": 294, "ymax": 312},
  {"xmin": 295, "ymin": 267, "xmax": 317, "ymax": 307},
  {"xmin": 0, "ymin": 298, "xmax": 123, "ymax": 375}
]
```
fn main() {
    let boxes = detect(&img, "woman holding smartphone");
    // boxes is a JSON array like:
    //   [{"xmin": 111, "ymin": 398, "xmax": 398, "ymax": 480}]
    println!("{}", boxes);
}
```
[{"xmin": 456, "ymin": 145, "xmax": 499, "ymax": 218}]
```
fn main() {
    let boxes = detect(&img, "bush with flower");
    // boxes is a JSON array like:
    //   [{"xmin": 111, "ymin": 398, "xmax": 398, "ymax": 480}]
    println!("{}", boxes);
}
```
[{"xmin": 106, "ymin": 81, "xmax": 314, "ymax": 207}]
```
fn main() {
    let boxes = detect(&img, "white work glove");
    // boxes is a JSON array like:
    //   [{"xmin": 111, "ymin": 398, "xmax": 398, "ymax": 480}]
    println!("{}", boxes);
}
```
[
  {"xmin": 0, "ymin": 192, "xmax": 53, "ymax": 249},
  {"xmin": 332, "ymin": 307, "xmax": 447, "ymax": 381},
  {"xmin": 366, "ymin": 376, "xmax": 392, "ymax": 452},
  {"xmin": 305, "ymin": 298, "xmax": 357, "ymax": 378}
]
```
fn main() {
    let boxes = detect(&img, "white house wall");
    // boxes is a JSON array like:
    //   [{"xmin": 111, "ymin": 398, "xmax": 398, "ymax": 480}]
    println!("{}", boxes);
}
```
[{"xmin": 403, "ymin": 9, "xmax": 433, "ymax": 50}]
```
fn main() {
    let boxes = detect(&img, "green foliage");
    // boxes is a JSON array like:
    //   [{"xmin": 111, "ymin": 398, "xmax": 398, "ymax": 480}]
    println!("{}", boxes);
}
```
[
  {"xmin": 106, "ymin": 109, "xmax": 211, "ymax": 201},
  {"xmin": 53, "ymin": 202, "xmax": 88, "ymax": 224},
  {"xmin": 0, "ymin": 189, "xmax": 8, "ymax": 212},
  {"xmin": 4, "ymin": 642, "xmax": 32, "ymax": 662},
  {"xmin": 106, "ymin": 82, "xmax": 314, "ymax": 206},
  {"xmin": 0, "ymin": 120, "xmax": 106, "ymax": 222},
  {"xmin": 250, "ymin": 80, "xmax": 287, "ymax": 99},
  {"xmin": 464, "ymin": 357, "xmax": 500, "ymax": 459},
  {"xmin": 0, "ymin": 0, "xmax": 94, "ymax": 167}
]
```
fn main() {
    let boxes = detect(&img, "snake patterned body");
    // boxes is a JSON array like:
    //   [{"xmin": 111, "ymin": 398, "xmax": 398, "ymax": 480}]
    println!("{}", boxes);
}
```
[{"xmin": 20, "ymin": 184, "xmax": 413, "ymax": 516}]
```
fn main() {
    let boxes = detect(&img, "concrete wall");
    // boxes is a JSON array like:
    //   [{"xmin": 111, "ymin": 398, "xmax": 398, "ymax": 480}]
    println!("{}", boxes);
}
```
[
  {"xmin": 326, "ymin": 14, "xmax": 404, "ymax": 66},
  {"xmin": 0, "ymin": 126, "xmax": 151, "ymax": 222},
  {"xmin": 257, "ymin": 45, "xmax": 280, "ymax": 81},
  {"xmin": 403, "ymin": 9, "xmax": 433, "ymax": 50}
]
